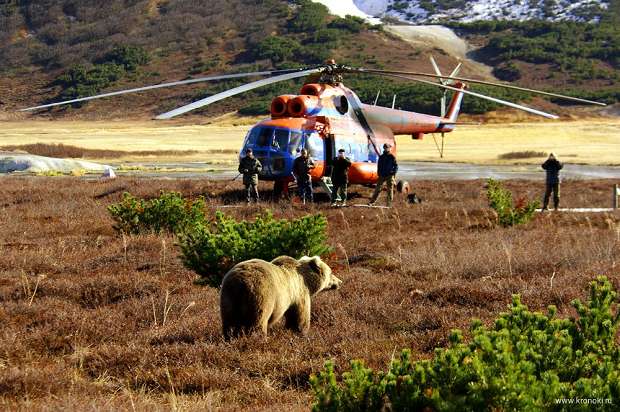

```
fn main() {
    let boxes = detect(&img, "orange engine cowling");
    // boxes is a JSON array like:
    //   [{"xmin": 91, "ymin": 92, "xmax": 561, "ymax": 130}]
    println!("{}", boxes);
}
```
[
  {"xmin": 288, "ymin": 95, "xmax": 321, "ymax": 117},
  {"xmin": 271, "ymin": 95, "xmax": 296, "ymax": 117},
  {"xmin": 300, "ymin": 83, "xmax": 322, "ymax": 96}
]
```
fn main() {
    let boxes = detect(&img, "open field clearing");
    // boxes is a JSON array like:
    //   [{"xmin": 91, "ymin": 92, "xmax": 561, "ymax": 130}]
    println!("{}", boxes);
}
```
[
  {"xmin": 0, "ymin": 176, "xmax": 619, "ymax": 410},
  {"xmin": 1, "ymin": 118, "xmax": 619, "ymax": 166}
]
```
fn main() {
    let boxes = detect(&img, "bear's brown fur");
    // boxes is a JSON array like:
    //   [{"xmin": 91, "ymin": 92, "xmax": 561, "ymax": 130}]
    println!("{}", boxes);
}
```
[{"xmin": 220, "ymin": 255, "xmax": 341, "ymax": 339}]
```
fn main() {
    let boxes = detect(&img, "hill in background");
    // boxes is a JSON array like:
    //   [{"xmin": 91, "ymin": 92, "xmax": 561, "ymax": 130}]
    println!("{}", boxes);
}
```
[{"xmin": 0, "ymin": 0, "xmax": 618, "ymax": 121}]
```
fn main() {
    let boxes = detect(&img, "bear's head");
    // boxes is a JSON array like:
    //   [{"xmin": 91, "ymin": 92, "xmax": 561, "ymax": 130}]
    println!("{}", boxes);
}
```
[{"xmin": 297, "ymin": 255, "xmax": 342, "ymax": 295}]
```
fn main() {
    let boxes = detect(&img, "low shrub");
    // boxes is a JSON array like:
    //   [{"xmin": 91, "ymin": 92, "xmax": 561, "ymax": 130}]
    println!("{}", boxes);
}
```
[
  {"xmin": 487, "ymin": 178, "xmax": 538, "ymax": 226},
  {"xmin": 107, "ymin": 191, "xmax": 206, "ymax": 235},
  {"xmin": 498, "ymin": 150, "xmax": 547, "ymax": 160},
  {"xmin": 311, "ymin": 276, "xmax": 620, "ymax": 411},
  {"xmin": 178, "ymin": 211, "xmax": 330, "ymax": 287}
]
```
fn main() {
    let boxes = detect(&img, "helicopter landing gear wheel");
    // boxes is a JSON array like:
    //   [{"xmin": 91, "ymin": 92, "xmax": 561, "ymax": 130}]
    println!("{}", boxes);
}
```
[{"xmin": 396, "ymin": 180, "xmax": 410, "ymax": 194}]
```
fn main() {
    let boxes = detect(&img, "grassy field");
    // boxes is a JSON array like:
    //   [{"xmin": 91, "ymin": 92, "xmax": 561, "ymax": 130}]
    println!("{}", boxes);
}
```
[
  {"xmin": 0, "ymin": 176, "xmax": 618, "ymax": 410},
  {"xmin": 1, "ymin": 118, "xmax": 619, "ymax": 165}
]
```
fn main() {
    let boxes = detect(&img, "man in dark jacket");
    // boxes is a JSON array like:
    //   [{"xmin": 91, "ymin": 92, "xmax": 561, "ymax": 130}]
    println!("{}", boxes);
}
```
[
  {"xmin": 331, "ymin": 148, "xmax": 352, "ymax": 207},
  {"xmin": 541, "ymin": 152, "xmax": 563, "ymax": 210},
  {"xmin": 369, "ymin": 143, "xmax": 398, "ymax": 207},
  {"xmin": 293, "ymin": 148, "xmax": 315, "ymax": 203},
  {"xmin": 238, "ymin": 148, "xmax": 262, "ymax": 203}
]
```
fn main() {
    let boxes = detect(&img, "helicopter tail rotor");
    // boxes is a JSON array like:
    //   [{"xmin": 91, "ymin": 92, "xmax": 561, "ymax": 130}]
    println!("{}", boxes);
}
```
[{"xmin": 429, "ymin": 55, "xmax": 462, "ymax": 118}]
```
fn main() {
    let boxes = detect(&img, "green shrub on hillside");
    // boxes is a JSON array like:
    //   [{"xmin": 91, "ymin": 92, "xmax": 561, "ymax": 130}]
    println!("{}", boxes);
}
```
[
  {"xmin": 256, "ymin": 36, "xmax": 302, "ymax": 64},
  {"xmin": 178, "ymin": 211, "xmax": 331, "ymax": 287},
  {"xmin": 487, "ymin": 179, "xmax": 538, "ymax": 227},
  {"xmin": 108, "ymin": 191, "xmax": 206, "ymax": 235},
  {"xmin": 288, "ymin": 0, "xmax": 329, "ymax": 33},
  {"xmin": 452, "ymin": 18, "xmax": 620, "ymax": 93},
  {"xmin": 311, "ymin": 276, "xmax": 620, "ymax": 411},
  {"xmin": 327, "ymin": 15, "xmax": 367, "ymax": 33},
  {"xmin": 52, "ymin": 44, "xmax": 149, "ymax": 102},
  {"xmin": 54, "ymin": 63, "xmax": 126, "ymax": 101},
  {"xmin": 102, "ymin": 45, "xmax": 150, "ymax": 71}
]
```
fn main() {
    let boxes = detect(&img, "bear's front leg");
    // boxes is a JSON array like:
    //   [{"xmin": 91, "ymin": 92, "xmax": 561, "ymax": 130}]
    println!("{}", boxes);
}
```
[{"xmin": 284, "ymin": 293, "xmax": 311, "ymax": 335}]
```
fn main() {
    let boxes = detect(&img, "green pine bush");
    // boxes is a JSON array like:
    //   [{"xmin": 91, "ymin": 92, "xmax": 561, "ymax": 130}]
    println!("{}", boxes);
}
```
[
  {"xmin": 178, "ymin": 211, "xmax": 331, "ymax": 287},
  {"xmin": 107, "ymin": 191, "xmax": 206, "ymax": 235},
  {"xmin": 487, "ymin": 178, "xmax": 539, "ymax": 227},
  {"xmin": 311, "ymin": 276, "xmax": 620, "ymax": 411}
]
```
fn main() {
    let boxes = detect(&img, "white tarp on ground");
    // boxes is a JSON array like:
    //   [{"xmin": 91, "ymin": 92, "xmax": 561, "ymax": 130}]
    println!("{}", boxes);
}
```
[{"xmin": 0, "ymin": 152, "xmax": 112, "ymax": 173}]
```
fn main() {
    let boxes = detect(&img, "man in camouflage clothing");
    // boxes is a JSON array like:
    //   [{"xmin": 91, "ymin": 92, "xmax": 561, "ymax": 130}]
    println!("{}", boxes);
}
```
[
  {"xmin": 293, "ymin": 148, "xmax": 315, "ymax": 204},
  {"xmin": 331, "ymin": 148, "xmax": 352, "ymax": 207},
  {"xmin": 369, "ymin": 143, "xmax": 398, "ymax": 207},
  {"xmin": 238, "ymin": 148, "xmax": 262, "ymax": 203}
]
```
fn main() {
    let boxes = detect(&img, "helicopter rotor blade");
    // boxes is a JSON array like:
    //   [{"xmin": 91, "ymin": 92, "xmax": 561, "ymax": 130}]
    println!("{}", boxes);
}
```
[
  {"xmin": 341, "ymin": 86, "xmax": 381, "ymax": 156},
  {"xmin": 20, "ymin": 68, "xmax": 317, "ymax": 112},
  {"xmin": 448, "ymin": 62, "xmax": 462, "ymax": 83},
  {"xmin": 354, "ymin": 68, "xmax": 607, "ymax": 106},
  {"xmin": 429, "ymin": 55, "xmax": 445, "ymax": 84},
  {"xmin": 383, "ymin": 73, "xmax": 560, "ymax": 119},
  {"xmin": 155, "ymin": 68, "xmax": 321, "ymax": 119}
]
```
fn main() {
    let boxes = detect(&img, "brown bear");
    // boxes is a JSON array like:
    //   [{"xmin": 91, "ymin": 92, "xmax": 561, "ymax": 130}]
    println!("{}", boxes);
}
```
[{"xmin": 220, "ymin": 255, "xmax": 341, "ymax": 339}]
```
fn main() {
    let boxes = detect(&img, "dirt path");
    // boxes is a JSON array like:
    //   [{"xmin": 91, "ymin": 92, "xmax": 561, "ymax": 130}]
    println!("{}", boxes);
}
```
[{"xmin": 385, "ymin": 24, "xmax": 496, "ymax": 79}]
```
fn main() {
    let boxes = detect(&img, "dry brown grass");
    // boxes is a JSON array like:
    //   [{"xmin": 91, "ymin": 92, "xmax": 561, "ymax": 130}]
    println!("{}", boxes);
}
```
[
  {"xmin": 0, "ymin": 177, "xmax": 619, "ymax": 410},
  {"xmin": 0, "ymin": 143, "xmax": 202, "ymax": 159},
  {"xmin": 2, "ymin": 119, "xmax": 620, "ymax": 165}
]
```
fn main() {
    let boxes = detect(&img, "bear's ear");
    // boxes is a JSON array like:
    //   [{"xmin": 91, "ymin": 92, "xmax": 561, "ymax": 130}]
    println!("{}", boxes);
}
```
[{"xmin": 309, "ymin": 256, "xmax": 322, "ymax": 274}]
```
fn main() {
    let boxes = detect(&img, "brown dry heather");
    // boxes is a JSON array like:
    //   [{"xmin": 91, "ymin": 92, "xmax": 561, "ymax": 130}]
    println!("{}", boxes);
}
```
[{"xmin": 0, "ymin": 176, "xmax": 619, "ymax": 410}]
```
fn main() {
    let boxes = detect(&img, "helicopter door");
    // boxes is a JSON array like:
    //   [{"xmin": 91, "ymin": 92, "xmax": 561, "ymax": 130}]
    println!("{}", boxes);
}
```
[{"xmin": 323, "ymin": 133, "xmax": 336, "ymax": 177}]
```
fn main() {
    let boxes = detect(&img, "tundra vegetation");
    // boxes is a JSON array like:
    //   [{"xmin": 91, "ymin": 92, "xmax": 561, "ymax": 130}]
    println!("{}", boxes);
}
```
[
  {"xmin": 311, "ymin": 277, "xmax": 620, "ymax": 411},
  {"xmin": 107, "ymin": 191, "xmax": 331, "ymax": 287},
  {"xmin": 487, "ymin": 179, "xmax": 539, "ymax": 227},
  {"xmin": 0, "ymin": 177, "xmax": 618, "ymax": 410}
]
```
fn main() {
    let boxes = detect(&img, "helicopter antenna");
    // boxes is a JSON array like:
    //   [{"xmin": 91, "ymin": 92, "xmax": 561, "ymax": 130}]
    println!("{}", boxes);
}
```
[{"xmin": 373, "ymin": 90, "xmax": 381, "ymax": 105}]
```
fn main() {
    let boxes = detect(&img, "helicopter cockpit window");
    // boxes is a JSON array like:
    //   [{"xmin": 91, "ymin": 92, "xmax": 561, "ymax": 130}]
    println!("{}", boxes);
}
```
[
  {"xmin": 289, "ymin": 130, "xmax": 303, "ymax": 154},
  {"xmin": 335, "ymin": 96, "xmax": 349, "ymax": 115},
  {"xmin": 246, "ymin": 126, "xmax": 273, "ymax": 146},
  {"xmin": 305, "ymin": 132, "xmax": 324, "ymax": 159},
  {"xmin": 273, "ymin": 129, "xmax": 289, "ymax": 150},
  {"xmin": 257, "ymin": 127, "xmax": 275, "ymax": 146}
]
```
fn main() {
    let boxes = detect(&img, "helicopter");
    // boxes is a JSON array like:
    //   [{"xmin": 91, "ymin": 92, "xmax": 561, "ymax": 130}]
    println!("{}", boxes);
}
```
[{"xmin": 22, "ymin": 59, "xmax": 605, "ymax": 196}]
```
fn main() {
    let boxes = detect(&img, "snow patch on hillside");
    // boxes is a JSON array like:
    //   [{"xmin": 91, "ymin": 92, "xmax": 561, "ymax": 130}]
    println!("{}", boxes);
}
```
[
  {"xmin": 313, "ymin": 0, "xmax": 382, "ymax": 23},
  {"xmin": 352, "ymin": 0, "xmax": 609, "ymax": 23}
]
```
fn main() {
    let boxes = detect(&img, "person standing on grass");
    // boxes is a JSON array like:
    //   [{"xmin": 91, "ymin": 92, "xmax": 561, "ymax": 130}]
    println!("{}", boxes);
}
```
[
  {"xmin": 238, "ymin": 148, "xmax": 262, "ymax": 203},
  {"xmin": 293, "ymin": 148, "xmax": 315, "ymax": 204},
  {"xmin": 541, "ymin": 152, "xmax": 563, "ymax": 210},
  {"xmin": 369, "ymin": 143, "xmax": 398, "ymax": 207},
  {"xmin": 331, "ymin": 148, "xmax": 352, "ymax": 207}
]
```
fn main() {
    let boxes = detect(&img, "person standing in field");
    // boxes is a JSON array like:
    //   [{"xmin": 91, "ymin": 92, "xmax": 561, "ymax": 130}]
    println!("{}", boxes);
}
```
[
  {"xmin": 293, "ymin": 148, "xmax": 315, "ymax": 204},
  {"xmin": 541, "ymin": 152, "xmax": 563, "ymax": 210},
  {"xmin": 238, "ymin": 148, "xmax": 262, "ymax": 203},
  {"xmin": 369, "ymin": 143, "xmax": 398, "ymax": 207},
  {"xmin": 331, "ymin": 148, "xmax": 352, "ymax": 207}
]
